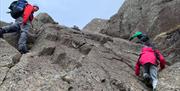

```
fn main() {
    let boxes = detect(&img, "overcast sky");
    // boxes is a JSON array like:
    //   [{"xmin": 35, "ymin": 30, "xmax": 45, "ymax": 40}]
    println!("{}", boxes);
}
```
[{"xmin": 0, "ymin": 0, "xmax": 125, "ymax": 29}]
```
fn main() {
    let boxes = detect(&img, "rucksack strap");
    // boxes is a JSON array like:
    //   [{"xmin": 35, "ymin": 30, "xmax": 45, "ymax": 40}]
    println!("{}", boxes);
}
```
[{"xmin": 154, "ymin": 50, "xmax": 160, "ymax": 65}]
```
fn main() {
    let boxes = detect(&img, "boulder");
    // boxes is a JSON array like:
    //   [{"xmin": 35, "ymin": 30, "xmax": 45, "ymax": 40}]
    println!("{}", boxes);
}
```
[
  {"xmin": 0, "ymin": 39, "xmax": 21, "ymax": 87},
  {"xmin": 83, "ymin": 18, "xmax": 108, "ymax": 33},
  {"xmin": 0, "ymin": 39, "xmax": 21, "ymax": 68},
  {"xmin": 32, "ymin": 13, "xmax": 56, "ymax": 31}
]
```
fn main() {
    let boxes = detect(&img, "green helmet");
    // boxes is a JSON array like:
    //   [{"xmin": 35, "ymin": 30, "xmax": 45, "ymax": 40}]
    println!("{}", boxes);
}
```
[
  {"xmin": 129, "ymin": 31, "xmax": 142, "ymax": 41},
  {"xmin": 134, "ymin": 31, "xmax": 142, "ymax": 36}
]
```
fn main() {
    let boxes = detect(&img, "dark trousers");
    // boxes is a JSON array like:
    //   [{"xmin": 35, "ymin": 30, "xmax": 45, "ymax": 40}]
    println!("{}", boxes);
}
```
[
  {"xmin": 143, "ymin": 63, "xmax": 158, "ymax": 89},
  {"xmin": 1, "ymin": 17, "xmax": 30, "ymax": 53}
]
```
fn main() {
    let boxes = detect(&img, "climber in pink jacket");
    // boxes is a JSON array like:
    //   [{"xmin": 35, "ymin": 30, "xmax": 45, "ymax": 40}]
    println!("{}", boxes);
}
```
[{"xmin": 135, "ymin": 46, "xmax": 166, "ymax": 91}]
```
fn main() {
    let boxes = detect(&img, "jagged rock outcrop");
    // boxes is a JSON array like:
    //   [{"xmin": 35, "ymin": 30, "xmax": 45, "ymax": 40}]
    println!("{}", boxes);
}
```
[
  {"xmin": 101, "ymin": 0, "xmax": 180, "ymax": 39},
  {"xmin": 32, "ymin": 13, "xmax": 56, "ymax": 31},
  {"xmin": 83, "ymin": 18, "xmax": 108, "ymax": 33}
]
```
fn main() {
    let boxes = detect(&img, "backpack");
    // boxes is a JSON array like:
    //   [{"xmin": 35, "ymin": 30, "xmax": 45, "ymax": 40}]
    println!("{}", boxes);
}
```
[{"xmin": 8, "ymin": 0, "xmax": 28, "ymax": 19}]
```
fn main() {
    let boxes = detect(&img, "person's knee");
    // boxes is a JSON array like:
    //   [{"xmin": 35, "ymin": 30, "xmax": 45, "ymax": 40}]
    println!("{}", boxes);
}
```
[
  {"xmin": 20, "ymin": 32, "xmax": 28, "ymax": 38},
  {"xmin": 1, "ymin": 23, "xmax": 20, "ymax": 33}
]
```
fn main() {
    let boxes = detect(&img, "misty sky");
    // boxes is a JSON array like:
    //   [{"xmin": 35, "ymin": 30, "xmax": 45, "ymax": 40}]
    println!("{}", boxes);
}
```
[{"xmin": 0, "ymin": 0, "xmax": 125, "ymax": 29}]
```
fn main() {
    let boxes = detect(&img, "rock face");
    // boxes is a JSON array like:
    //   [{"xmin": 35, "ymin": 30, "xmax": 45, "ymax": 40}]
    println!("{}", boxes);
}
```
[
  {"xmin": 158, "ymin": 62, "xmax": 180, "ymax": 91},
  {"xmin": 0, "ymin": 21, "xmax": 147, "ymax": 90},
  {"xmin": 0, "ymin": 24, "xmax": 141, "ymax": 91},
  {"xmin": 101, "ymin": 0, "xmax": 180, "ymax": 39},
  {"xmin": 83, "ymin": 18, "xmax": 108, "ymax": 33},
  {"xmin": 154, "ymin": 25, "xmax": 180, "ymax": 65},
  {"xmin": 0, "ymin": 0, "xmax": 180, "ymax": 90},
  {"xmin": 0, "ymin": 39, "xmax": 21, "ymax": 86}
]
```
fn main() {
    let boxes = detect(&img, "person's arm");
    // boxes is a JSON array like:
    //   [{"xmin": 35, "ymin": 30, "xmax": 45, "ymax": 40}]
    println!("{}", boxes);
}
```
[
  {"xmin": 135, "ymin": 61, "xmax": 141, "ymax": 76},
  {"xmin": 157, "ymin": 51, "xmax": 166, "ymax": 70},
  {"xmin": 135, "ymin": 54, "xmax": 142, "ymax": 76}
]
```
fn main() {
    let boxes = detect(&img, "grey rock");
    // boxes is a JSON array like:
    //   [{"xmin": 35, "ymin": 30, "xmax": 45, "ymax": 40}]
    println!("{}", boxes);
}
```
[
  {"xmin": 0, "ymin": 67, "xmax": 9, "ymax": 85},
  {"xmin": 0, "ymin": 39, "xmax": 21, "ymax": 68},
  {"xmin": 101, "ymin": 0, "xmax": 180, "ymax": 39},
  {"xmin": 32, "ymin": 13, "xmax": 56, "ymax": 31},
  {"xmin": 0, "ymin": 22, "xmax": 147, "ymax": 90},
  {"xmin": 154, "ymin": 25, "xmax": 180, "ymax": 65},
  {"xmin": 38, "ymin": 45, "xmax": 56, "ymax": 56},
  {"xmin": 0, "ymin": 1, "xmax": 180, "ymax": 90},
  {"xmin": 0, "ymin": 39, "xmax": 20, "ymax": 87},
  {"xmin": 0, "ymin": 21, "xmax": 19, "ymax": 48},
  {"xmin": 0, "ymin": 53, "xmax": 69, "ymax": 91},
  {"xmin": 83, "ymin": 18, "xmax": 108, "ymax": 33},
  {"xmin": 79, "ymin": 44, "xmax": 93, "ymax": 55},
  {"xmin": 158, "ymin": 62, "xmax": 180, "ymax": 91}
]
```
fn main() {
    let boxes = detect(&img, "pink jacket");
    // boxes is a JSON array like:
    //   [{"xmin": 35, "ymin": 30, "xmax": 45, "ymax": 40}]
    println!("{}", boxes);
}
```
[{"xmin": 135, "ymin": 46, "xmax": 166, "ymax": 76}]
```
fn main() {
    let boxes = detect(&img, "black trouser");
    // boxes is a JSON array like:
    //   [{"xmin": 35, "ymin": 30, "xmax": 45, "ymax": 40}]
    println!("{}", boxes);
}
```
[{"xmin": 143, "ymin": 63, "xmax": 158, "ymax": 89}]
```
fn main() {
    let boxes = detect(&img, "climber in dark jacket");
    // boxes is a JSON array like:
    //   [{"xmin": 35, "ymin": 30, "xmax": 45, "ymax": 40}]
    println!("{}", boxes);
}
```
[{"xmin": 0, "ymin": 3, "xmax": 39, "ymax": 54}]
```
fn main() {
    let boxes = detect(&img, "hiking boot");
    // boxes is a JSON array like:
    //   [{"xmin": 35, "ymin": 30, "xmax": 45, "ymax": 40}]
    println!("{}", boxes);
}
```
[
  {"xmin": 0, "ymin": 28, "xmax": 4, "ymax": 38},
  {"xmin": 143, "ymin": 73, "xmax": 150, "ymax": 80},
  {"xmin": 143, "ymin": 73, "xmax": 151, "ymax": 85},
  {"xmin": 19, "ymin": 50, "xmax": 29, "ymax": 54}
]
